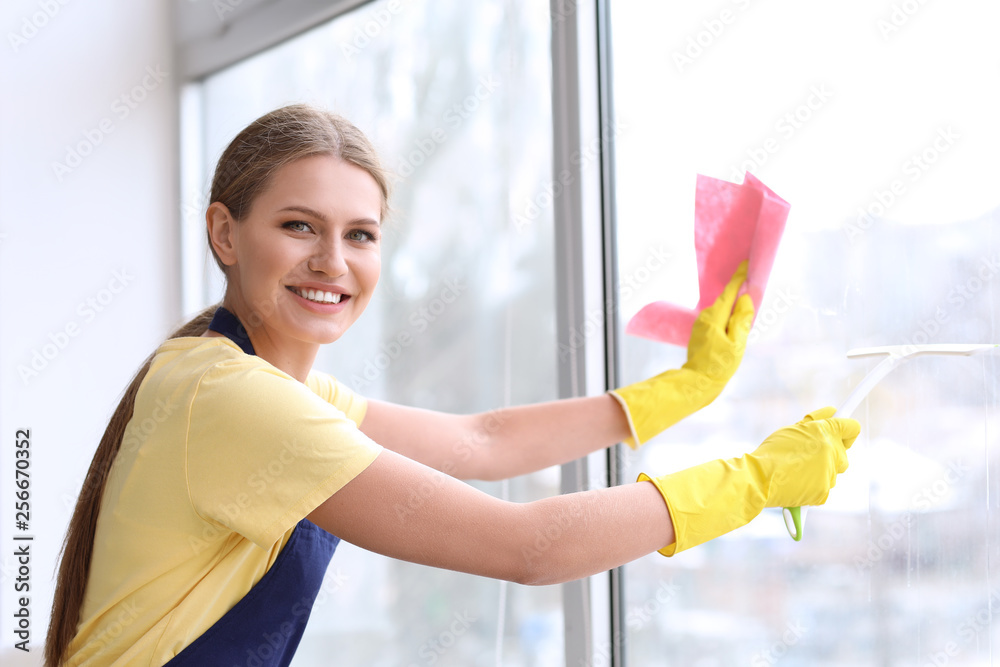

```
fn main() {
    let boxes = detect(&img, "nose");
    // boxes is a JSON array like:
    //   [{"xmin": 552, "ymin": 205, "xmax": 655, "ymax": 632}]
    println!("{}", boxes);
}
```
[{"xmin": 308, "ymin": 236, "xmax": 349, "ymax": 277}]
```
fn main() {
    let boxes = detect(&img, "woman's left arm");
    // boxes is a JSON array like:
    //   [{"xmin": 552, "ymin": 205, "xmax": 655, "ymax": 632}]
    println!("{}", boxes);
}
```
[
  {"xmin": 359, "ymin": 395, "xmax": 631, "ymax": 481},
  {"xmin": 359, "ymin": 263, "xmax": 754, "ymax": 481}
]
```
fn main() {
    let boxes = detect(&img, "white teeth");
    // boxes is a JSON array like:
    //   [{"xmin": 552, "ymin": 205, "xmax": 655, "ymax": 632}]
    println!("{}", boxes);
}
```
[{"xmin": 292, "ymin": 287, "xmax": 342, "ymax": 304}]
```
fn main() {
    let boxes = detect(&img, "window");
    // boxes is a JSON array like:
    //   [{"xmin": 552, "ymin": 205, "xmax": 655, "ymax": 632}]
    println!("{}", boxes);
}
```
[
  {"xmin": 182, "ymin": 1, "xmax": 566, "ymax": 664},
  {"xmin": 173, "ymin": 0, "xmax": 1000, "ymax": 663},
  {"xmin": 611, "ymin": 2, "xmax": 1000, "ymax": 664}
]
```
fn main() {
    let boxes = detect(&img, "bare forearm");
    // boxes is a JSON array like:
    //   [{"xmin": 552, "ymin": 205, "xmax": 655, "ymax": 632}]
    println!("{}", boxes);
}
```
[
  {"xmin": 360, "ymin": 395, "xmax": 632, "ymax": 481},
  {"xmin": 463, "ymin": 394, "xmax": 632, "ymax": 480},
  {"xmin": 516, "ymin": 481, "xmax": 673, "ymax": 585},
  {"xmin": 310, "ymin": 449, "xmax": 674, "ymax": 586}
]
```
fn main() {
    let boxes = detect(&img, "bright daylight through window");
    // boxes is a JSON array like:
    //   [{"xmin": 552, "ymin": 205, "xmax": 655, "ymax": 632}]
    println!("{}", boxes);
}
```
[{"xmin": 612, "ymin": 1, "xmax": 1000, "ymax": 664}]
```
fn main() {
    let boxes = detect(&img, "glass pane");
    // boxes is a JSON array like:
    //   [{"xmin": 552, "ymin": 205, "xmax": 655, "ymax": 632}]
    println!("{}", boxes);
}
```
[
  {"xmin": 611, "ymin": 2, "xmax": 1000, "ymax": 664},
  {"xmin": 192, "ymin": 1, "xmax": 562, "ymax": 664}
]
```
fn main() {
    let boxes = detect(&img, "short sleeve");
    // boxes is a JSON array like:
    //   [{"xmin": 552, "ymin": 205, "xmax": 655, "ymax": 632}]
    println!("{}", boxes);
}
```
[
  {"xmin": 186, "ymin": 358, "xmax": 382, "ymax": 549},
  {"xmin": 305, "ymin": 369, "xmax": 367, "ymax": 427}
]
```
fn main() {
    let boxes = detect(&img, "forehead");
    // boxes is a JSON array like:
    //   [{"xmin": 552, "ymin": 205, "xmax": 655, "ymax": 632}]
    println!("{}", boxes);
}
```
[{"xmin": 257, "ymin": 155, "xmax": 383, "ymax": 221}]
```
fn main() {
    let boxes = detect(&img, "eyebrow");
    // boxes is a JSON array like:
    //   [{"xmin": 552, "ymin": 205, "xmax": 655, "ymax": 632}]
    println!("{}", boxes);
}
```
[{"xmin": 277, "ymin": 205, "xmax": 380, "ymax": 226}]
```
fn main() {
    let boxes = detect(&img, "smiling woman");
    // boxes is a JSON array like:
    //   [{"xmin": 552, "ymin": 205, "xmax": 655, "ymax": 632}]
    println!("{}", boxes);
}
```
[
  {"xmin": 202, "ymin": 155, "xmax": 384, "ymax": 379},
  {"xmin": 45, "ymin": 104, "xmax": 858, "ymax": 667}
]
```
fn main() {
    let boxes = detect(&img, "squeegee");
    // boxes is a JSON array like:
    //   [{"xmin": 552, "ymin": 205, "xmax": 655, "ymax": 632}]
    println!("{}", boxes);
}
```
[{"xmin": 783, "ymin": 343, "xmax": 998, "ymax": 541}]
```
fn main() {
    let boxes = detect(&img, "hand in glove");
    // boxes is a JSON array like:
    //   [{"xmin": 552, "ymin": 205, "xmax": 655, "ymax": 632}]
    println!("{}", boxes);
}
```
[
  {"xmin": 640, "ymin": 407, "xmax": 860, "ymax": 555},
  {"xmin": 610, "ymin": 261, "xmax": 754, "ymax": 448}
]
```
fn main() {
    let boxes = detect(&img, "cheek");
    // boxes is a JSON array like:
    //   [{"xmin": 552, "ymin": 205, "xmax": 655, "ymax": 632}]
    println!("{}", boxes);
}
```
[
  {"xmin": 248, "ymin": 239, "xmax": 294, "ymax": 279},
  {"xmin": 238, "ymin": 246, "xmax": 291, "ymax": 308},
  {"xmin": 359, "ymin": 253, "xmax": 381, "ymax": 291}
]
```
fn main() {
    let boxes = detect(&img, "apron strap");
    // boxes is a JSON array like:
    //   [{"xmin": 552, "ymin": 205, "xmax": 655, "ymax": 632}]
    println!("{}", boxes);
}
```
[{"xmin": 208, "ymin": 306, "xmax": 255, "ymax": 355}]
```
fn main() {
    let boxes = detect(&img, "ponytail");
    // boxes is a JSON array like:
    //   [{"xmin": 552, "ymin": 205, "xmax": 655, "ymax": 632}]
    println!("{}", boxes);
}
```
[{"xmin": 44, "ymin": 305, "xmax": 217, "ymax": 666}]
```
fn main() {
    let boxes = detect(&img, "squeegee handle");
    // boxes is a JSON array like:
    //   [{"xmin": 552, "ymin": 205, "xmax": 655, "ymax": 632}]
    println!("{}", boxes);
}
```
[{"xmin": 783, "ymin": 355, "xmax": 902, "ymax": 540}]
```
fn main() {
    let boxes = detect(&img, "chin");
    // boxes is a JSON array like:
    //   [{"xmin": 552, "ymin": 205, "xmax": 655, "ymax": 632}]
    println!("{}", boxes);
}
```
[
  {"xmin": 315, "ymin": 332, "xmax": 344, "ymax": 345},
  {"xmin": 302, "ymin": 325, "xmax": 348, "ymax": 346}
]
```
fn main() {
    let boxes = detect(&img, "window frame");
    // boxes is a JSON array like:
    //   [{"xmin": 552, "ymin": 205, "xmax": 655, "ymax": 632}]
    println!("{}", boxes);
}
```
[{"xmin": 173, "ymin": 0, "xmax": 625, "ymax": 664}]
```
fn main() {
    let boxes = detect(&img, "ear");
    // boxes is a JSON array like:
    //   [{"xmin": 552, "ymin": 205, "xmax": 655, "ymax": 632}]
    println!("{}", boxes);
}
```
[{"xmin": 206, "ymin": 202, "xmax": 239, "ymax": 267}]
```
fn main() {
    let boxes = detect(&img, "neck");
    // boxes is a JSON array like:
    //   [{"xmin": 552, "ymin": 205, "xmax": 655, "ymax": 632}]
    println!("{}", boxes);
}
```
[{"xmin": 220, "ymin": 300, "xmax": 320, "ymax": 383}]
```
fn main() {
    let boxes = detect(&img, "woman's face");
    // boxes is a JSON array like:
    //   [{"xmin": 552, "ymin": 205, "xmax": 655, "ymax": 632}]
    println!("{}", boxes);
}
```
[{"xmin": 214, "ymin": 154, "xmax": 383, "ymax": 348}]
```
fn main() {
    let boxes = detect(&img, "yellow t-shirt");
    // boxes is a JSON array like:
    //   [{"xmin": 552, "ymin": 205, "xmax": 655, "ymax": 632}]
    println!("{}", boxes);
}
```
[{"xmin": 65, "ymin": 336, "xmax": 382, "ymax": 666}]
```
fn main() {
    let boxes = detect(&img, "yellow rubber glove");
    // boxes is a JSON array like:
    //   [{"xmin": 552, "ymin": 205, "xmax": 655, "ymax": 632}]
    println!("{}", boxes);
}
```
[
  {"xmin": 639, "ymin": 407, "xmax": 860, "ymax": 555},
  {"xmin": 609, "ymin": 261, "xmax": 755, "ymax": 448}
]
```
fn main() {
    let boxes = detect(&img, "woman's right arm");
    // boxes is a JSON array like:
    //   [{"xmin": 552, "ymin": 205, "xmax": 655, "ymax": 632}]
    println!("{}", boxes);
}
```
[
  {"xmin": 308, "ymin": 409, "xmax": 858, "ymax": 583},
  {"xmin": 307, "ymin": 447, "xmax": 673, "ymax": 586}
]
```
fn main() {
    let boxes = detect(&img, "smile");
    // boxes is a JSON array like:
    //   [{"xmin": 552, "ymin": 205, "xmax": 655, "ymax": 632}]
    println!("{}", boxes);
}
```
[{"xmin": 287, "ymin": 286, "xmax": 344, "ymax": 304}]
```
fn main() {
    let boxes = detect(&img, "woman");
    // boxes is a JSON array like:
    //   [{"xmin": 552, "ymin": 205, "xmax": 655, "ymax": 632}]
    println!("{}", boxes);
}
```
[{"xmin": 46, "ymin": 104, "xmax": 859, "ymax": 666}]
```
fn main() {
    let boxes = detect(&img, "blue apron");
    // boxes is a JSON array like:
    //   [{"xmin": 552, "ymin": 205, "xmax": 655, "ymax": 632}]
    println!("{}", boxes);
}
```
[{"xmin": 164, "ymin": 306, "xmax": 340, "ymax": 666}]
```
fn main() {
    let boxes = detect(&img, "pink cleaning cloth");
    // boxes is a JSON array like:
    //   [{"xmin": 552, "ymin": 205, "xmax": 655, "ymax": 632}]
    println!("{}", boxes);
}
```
[{"xmin": 626, "ymin": 172, "xmax": 790, "ymax": 346}]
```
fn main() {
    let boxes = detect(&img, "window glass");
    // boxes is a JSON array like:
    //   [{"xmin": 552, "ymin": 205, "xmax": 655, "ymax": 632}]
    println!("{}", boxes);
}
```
[
  {"xmin": 192, "ymin": 1, "xmax": 562, "ymax": 663},
  {"xmin": 611, "ymin": 2, "xmax": 1000, "ymax": 664}
]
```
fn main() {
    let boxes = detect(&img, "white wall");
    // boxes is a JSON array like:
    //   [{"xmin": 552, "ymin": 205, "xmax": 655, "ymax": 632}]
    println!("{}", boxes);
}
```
[{"xmin": 0, "ymin": 1, "xmax": 178, "ymax": 663}]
